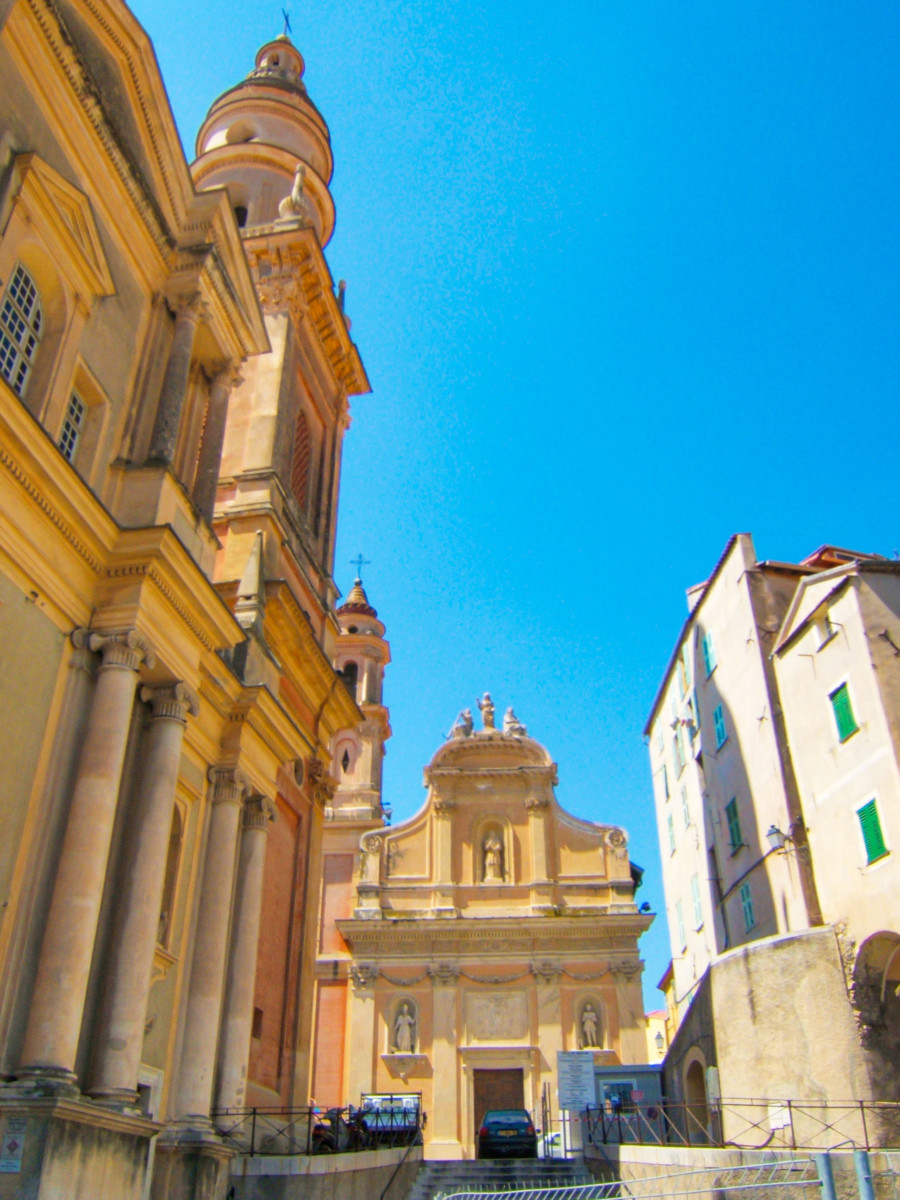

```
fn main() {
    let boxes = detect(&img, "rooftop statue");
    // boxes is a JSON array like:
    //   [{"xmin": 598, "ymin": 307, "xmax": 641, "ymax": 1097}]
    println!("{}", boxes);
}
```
[
  {"xmin": 477, "ymin": 692, "xmax": 495, "ymax": 729},
  {"xmin": 503, "ymin": 707, "xmax": 527, "ymax": 737},
  {"xmin": 450, "ymin": 708, "xmax": 473, "ymax": 738}
]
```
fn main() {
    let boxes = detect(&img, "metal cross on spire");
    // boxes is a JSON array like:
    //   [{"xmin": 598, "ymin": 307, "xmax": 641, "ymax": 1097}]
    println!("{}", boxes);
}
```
[
  {"xmin": 350, "ymin": 554, "xmax": 370, "ymax": 579},
  {"xmin": 281, "ymin": 8, "xmax": 292, "ymax": 36}
]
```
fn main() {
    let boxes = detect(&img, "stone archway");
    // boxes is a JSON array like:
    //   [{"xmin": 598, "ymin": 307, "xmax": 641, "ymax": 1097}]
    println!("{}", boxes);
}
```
[
  {"xmin": 852, "ymin": 931, "xmax": 900, "ymax": 1108},
  {"xmin": 683, "ymin": 1055, "xmax": 709, "ymax": 1144}
]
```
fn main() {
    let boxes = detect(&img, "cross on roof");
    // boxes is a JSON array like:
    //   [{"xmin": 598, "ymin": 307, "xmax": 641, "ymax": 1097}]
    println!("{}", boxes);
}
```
[
  {"xmin": 350, "ymin": 553, "xmax": 370, "ymax": 578},
  {"xmin": 281, "ymin": 8, "xmax": 292, "ymax": 36}
]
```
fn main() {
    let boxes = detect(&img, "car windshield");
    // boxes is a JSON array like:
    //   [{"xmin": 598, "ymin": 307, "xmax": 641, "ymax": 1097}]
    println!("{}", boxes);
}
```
[{"xmin": 484, "ymin": 1111, "xmax": 530, "ymax": 1124}]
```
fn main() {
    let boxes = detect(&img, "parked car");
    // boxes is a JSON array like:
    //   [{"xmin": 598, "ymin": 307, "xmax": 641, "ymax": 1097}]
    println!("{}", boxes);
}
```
[{"xmin": 477, "ymin": 1109, "xmax": 538, "ymax": 1159}]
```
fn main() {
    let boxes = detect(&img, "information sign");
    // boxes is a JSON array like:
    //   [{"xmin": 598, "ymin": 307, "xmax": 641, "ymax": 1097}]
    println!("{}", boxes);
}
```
[
  {"xmin": 0, "ymin": 1117, "xmax": 27, "ymax": 1174},
  {"xmin": 556, "ymin": 1050, "xmax": 596, "ymax": 1111}
]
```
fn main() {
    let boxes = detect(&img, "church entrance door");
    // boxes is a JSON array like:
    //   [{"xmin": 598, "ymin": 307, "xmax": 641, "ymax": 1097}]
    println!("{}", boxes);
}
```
[{"xmin": 473, "ymin": 1068, "xmax": 526, "ymax": 1134}]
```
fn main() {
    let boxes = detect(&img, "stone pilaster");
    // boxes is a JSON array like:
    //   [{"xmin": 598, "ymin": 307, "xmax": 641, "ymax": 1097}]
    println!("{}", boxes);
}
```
[
  {"xmin": 172, "ymin": 767, "xmax": 248, "ymax": 1125},
  {"xmin": 87, "ymin": 682, "xmax": 200, "ymax": 1105},
  {"xmin": 193, "ymin": 362, "xmax": 242, "ymax": 520},
  {"xmin": 214, "ymin": 794, "xmax": 275, "ymax": 1114},
  {"xmin": 18, "ymin": 629, "xmax": 154, "ymax": 1089},
  {"xmin": 147, "ymin": 294, "xmax": 204, "ymax": 465}
]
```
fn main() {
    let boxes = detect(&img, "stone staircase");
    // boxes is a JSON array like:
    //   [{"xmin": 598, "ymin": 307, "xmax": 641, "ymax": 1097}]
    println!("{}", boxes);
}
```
[{"xmin": 402, "ymin": 1157, "xmax": 594, "ymax": 1200}]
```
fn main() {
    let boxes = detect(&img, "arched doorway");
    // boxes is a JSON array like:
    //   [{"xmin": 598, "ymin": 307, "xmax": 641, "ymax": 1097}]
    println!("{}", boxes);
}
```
[{"xmin": 684, "ymin": 1056, "xmax": 709, "ymax": 1144}]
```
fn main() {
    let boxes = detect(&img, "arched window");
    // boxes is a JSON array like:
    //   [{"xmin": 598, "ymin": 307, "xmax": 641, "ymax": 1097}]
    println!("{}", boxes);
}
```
[
  {"xmin": 0, "ymin": 264, "xmax": 43, "ymax": 397},
  {"xmin": 291, "ymin": 408, "xmax": 311, "ymax": 509},
  {"xmin": 340, "ymin": 661, "xmax": 358, "ymax": 699}
]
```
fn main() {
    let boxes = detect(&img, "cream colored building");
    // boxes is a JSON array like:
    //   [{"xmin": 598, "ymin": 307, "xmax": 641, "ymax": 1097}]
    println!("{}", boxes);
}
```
[
  {"xmin": 647, "ymin": 536, "xmax": 900, "ymax": 1133},
  {"xmin": 316, "ymin": 676, "xmax": 653, "ymax": 1159},
  {"xmin": 0, "ymin": 3, "xmax": 369, "ymax": 1197}
]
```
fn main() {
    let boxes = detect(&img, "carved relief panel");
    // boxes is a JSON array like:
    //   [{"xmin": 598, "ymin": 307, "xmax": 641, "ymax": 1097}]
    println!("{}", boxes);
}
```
[{"xmin": 465, "ymin": 990, "xmax": 529, "ymax": 1042}]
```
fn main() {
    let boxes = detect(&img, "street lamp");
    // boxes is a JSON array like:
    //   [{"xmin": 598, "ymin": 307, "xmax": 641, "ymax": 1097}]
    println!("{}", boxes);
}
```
[{"xmin": 766, "ymin": 824, "xmax": 788, "ymax": 852}]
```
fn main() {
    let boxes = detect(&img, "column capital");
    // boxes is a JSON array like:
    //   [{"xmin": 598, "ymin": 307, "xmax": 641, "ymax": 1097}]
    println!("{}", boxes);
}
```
[
  {"xmin": 349, "ymin": 963, "xmax": 379, "ymax": 993},
  {"xmin": 428, "ymin": 963, "xmax": 459, "ymax": 987},
  {"xmin": 433, "ymin": 798, "xmax": 456, "ymax": 816},
  {"xmin": 140, "ymin": 681, "xmax": 200, "ymax": 722},
  {"xmin": 523, "ymin": 794, "xmax": 550, "ymax": 811},
  {"xmin": 85, "ymin": 629, "xmax": 156, "ymax": 672},
  {"xmin": 306, "ymin": 757, "xmax": 336, "ymax": 807},
  {"xmin": 242, "ymin": 793, "xmax": 276, "ymax": 832},
  {"xmin": 209, "ymin": 360, "xmax": 244, "ymax": 394},
  {"xmin": 167, "ymin": 290, "xmax": 206, "ymax": 324},
  {"xmin": 207, "ymin": 766, "xmax": 250, "ymax": 806}
]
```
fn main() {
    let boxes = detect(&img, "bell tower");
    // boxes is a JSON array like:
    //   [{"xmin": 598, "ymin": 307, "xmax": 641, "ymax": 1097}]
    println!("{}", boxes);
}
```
[
  {"xmin": 329, "ymin": 578, "xmax": 391, "ymax": 822},
  {"xmin": 190, "ymin": 33, "xmax": 368, "ymax": 624}
]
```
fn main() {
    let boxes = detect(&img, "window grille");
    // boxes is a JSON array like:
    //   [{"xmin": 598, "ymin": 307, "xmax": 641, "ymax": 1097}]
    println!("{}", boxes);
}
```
[{"xmin": 0, "ymin": 264, "xmax": 43, "ymax": 397}]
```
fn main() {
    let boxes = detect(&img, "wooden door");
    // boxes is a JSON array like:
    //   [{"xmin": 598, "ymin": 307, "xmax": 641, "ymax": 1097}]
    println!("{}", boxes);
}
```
[{"xmin": 473, "ymin": 1068, "xmax": 525, "ymax": 1134}]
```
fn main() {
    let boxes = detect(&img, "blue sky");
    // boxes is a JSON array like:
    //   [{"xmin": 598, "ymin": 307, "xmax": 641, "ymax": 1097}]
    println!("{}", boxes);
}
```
[{"xmin": 131, "ymin": 0, "xmax": 900, "ymax": 1006}]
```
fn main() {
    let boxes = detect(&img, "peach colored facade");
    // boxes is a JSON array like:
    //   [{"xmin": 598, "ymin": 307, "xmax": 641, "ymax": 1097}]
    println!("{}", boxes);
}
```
[{"xmin": 317, "ymin": 674, "xmax": 652, "ymax": 1159}]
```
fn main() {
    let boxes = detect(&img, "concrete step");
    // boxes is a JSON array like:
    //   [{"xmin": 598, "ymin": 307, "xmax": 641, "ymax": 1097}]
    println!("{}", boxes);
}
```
[{"xmin": 403, "ymin": 1158, "xmax": 592, "ymax": 1200}]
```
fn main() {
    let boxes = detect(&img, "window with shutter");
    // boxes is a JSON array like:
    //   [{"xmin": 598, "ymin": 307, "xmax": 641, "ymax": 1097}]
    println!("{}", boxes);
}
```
[
  {"xmin": 740, "ymin": 882, "xmax": 755, "ymax": 932},
  {"xmin": 713, "ymin": 705, "xmax": 727, "ymax": 749},
  {"xmin": 830, "ymin": 683, "xmax": 858, "ymax": 742},
  {"xmin": 702, "ymin": 632, "xmax": 716, "ymax": 677},
  {"xmin": 691, "ymin": 874, "xmax": 703, "ymax": 928},
  {"xmin": 857, "ymin": 799, "xmax": 888, "ymax": 864},
  {"xmin": 291, "ymin": 408, "xmax": 311, "ymax": 509},
  {"xmin": 667, "ymin": 813, "xmax": 676, "ymax": 854},
  {"xmin": 725, "ymin": 798, "xmax": 742, "ymax": 853}
]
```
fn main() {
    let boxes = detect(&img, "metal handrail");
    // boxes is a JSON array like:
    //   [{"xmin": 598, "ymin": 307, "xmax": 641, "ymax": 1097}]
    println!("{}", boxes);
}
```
[{"xmin": 211, "ymin": 1103, "xmax": 425, "ymax": 1157}]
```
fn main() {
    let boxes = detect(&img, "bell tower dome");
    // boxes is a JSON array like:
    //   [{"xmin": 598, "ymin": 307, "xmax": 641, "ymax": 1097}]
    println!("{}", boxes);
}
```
[
  {"xmin": 329, "ymin": 578, "xmax": 392, "ymax": 822},
  {"xmin": 192, "ymin": 33, "xmax": 335, "ymax": 242}
]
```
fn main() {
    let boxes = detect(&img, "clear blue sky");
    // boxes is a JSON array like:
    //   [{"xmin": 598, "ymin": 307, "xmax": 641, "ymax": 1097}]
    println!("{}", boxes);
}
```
[{"xmin": 132, "ymin": 0, "xmax": 900, "ymax": 1007}]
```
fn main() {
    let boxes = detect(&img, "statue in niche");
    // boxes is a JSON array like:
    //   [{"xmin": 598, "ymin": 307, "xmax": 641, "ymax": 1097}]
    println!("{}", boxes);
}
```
[
  {"xmin": 483, "ymin": 831, "xmax": 504, "ymax": 882},
  {"xmin": 477, "ymin": 692, "xmax": 495, "ymax": 729},
  {"xmin": 581, "ymin": 1003, "xmax": 599, "ymax": 1048},
  {"xmin": 393, "ymin": 1002, "xmax": 416, "ymax": 1053},
  {"xmin": 450, "ymin": 708, "xmax": 474, "ymax": 738},
  {"xmin": 503, "ymin": 707, "xmax": 527, "ymax": 736}
]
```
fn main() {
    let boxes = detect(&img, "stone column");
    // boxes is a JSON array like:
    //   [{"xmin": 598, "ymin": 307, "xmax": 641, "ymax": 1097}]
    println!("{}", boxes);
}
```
[
  {"xmin": 345, "ymin": 968, "xmax": 378, "ymax": 1107},
  {"xmin": 193, "ymin": 363, "xmax": 242, "ymax": 521},
  {"xmin": 173, "ymin": 767, "xmax": 247, "ymax": 1125},
  {"xmin": 87, "ymin": 682, "xmax": 200, "ymax": 1104},
  {"xmin": 147, "ymin": 294, "xmax": 204, "ymax": 465},
  {"xmin": 214, "ymin": 794, "xmax": 275, "ymax": 1114},
  {"xmin": 432, "ymin": 798, "xmax": 457, "ymax": 916},
  {"xmin": 428, "ymin": 966, "xmax": 460, "ymax": 1158},
  {"xmin": 525, "ymin": 794, "xmax": 554, "ymax": 912},
  {"xmin": 19, "ymin": 629, "xmax": 154, "ymax": 1088}
]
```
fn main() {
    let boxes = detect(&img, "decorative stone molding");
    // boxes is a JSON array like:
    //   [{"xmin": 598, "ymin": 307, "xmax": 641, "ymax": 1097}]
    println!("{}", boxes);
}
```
[
  {"xmin": 610, "ymin": 958, "xmax": 642, "ymax": 985},
  {"xmin": 140, "ymin": 681, "xmax": 200, "ymax": 723},
  {"xmin": 428, "ymin": 963, "xmax": 460, "ymax": 987},
  {"xmin": 349, "ymin": 963, "xmax": 379, "ymax": 992},
  {"xmin": 207, "ymin": 766, "xmax": 250, "ymax": 807},
  {"xmin": 242, "ymin": 794, "xmax": 276, "ymax": 832},
  {"xmin": 531, "ymin": 960, "xmax": 562, "ymax": 984},
  {"xmin": 362, "ymin": 833, "xmax": 384, "ymax": 855},
  {"xmin": 306, "ymin": 757, "xmax": 336, "ymax": 807},
  {"xmin": 523, "ymin": 795, "xmax": 550, "ymax": 811},
  {"xmin": 433, "ymin": 798, "xmax": 456, "ymax": 816},
  {"xmin": 605, "ymin": 828, "xmax": 628, "ymax": 859},
  {"xmin": 86, "ymin": 628, "xmax": 156, "ymax": 672}
]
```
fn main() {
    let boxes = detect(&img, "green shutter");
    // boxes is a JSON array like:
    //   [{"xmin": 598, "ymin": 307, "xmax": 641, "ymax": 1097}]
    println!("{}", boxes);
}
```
[
  {"xmin": 831, "ymin": 683, "xmax": 858, "ymax": 742},
  {"xmin": 702, "ymin": 633, "xmax": 716, "ymax": 676},
  {"xmin": 858, "ymin": 800, "xmax": 888, "ymax": 864},
  {"xmin": 726, "ymin": 799, "xmax": 742, "ymax": 851}
]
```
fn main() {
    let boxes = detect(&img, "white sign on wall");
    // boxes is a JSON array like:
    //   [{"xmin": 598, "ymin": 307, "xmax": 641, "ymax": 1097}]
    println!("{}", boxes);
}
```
[
  {"xmin": 0, "ymin": 1117, "xmax": 27, "ymax": 1174},
  {"xmin": 556, "ymin": 1051, "xmax": 596, "ymax": 1111}
]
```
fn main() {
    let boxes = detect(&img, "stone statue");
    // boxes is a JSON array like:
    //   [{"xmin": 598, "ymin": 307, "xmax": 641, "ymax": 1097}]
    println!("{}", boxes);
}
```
[
  {"xmin": 503, "ymin": 707, "xmax": 527, "ymax": 736},
  {"xmin": 278, "ymin": 162, "xmax": 311, "ymax": 222},
  {"xmin": 393, "ymin": 1002, "xmax": 416, "ymax": 1053},
  {"xmin": 483, "ymin": 832, "xmax": 503, "ymax": 882},
  {"xmin": 581, "ymin": 1003, "xmax": 599, "ymax": 1047},
  {"xmin": 477, "ymin": 692, "xmax": 495, "ymax": 729},
  {"xmin": 450, "ymin": 708, "xmax": 473, "ymax": 738}
]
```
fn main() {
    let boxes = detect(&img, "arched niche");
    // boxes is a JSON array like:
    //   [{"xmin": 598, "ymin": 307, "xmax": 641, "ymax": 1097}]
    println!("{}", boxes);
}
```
[
  {"xmin": 472, "ymin": 815, "xmax": 512, "ymax": 884},
  {"xmin": 576, "ymin": 995, "xmax": 604, "ymax": 1049},
  {"xmin": 388, "ymin": 996, "xmax": 418, "ymax": 1053}
]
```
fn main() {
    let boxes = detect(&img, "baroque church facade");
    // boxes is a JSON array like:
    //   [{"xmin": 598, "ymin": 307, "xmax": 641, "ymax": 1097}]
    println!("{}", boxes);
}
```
[
  {"xmin": 319, "ymin": 588, "xmax": 651, "ymax": 1159},
  {"xmin": 0, "ymin": 0, "xmax": 651, "ymax": 1195}
]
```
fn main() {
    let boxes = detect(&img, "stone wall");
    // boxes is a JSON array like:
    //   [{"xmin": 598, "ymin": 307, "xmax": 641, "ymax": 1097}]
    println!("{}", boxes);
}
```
[{"xmin": 229, "ymin": 1146, "xmax": 423, "ymax": 1200}]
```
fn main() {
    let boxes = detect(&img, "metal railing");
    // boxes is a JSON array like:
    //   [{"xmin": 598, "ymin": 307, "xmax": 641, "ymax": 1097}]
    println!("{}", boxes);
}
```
[
  {"xmin": 584, "ymin": 1099, "xmax": 900, "ymax": 1152},
  {"xmin": 435, "ymin": 1160, "xmax": 822, "ymax": 1200},
  {"xmin": 211, "ymin": 1104, "xmax": 424, "ymax": 1157}
]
